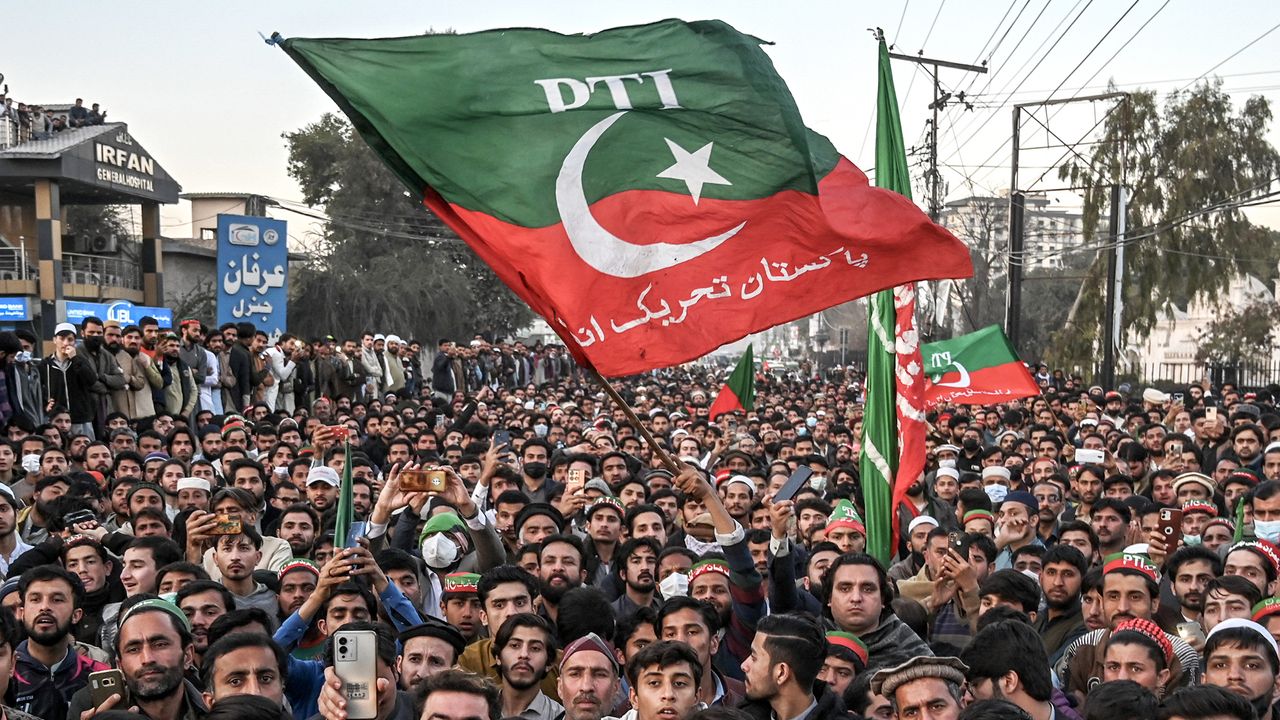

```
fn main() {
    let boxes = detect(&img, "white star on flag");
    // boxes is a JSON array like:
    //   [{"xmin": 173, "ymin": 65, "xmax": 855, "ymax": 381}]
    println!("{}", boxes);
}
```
[{"xmin": 656, "ymin": 138, "xmax": 732, "ymax": 205}]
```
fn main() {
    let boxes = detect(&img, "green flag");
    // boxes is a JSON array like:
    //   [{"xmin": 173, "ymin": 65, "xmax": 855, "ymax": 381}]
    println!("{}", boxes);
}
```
[
  {"xmin": 709, "ymin": 345, "xmax": 755, "ymax": 420},
  {"xmin": 333, "ymin": 438, "xmax": 355, "ymax": 548},
  {"xmin": 859, "ymin": 38, "xmax": 911, "ymax": 565}
]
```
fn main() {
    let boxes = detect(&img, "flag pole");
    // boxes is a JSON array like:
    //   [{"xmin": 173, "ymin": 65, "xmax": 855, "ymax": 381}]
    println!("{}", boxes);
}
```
[{"xmin": 587, "ymin": 368, "xmax": 683, "ymax": 475}]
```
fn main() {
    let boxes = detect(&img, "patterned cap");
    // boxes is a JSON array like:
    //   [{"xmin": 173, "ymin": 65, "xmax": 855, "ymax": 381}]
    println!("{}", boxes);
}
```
[
  {"xmin": 586, "ymin": 496, "xmax": 625, "ymax": 520},
  {"xmin": 443, "ymin": 572, "xmax": 480, "ymax": 595},
  {"xmin": 120, "ymin": 597, "xmax": 191, "ymax": 631},
  {"xmin": 1228, "ymin": 540, "xmax": 1280, "ymax": 577},
  {"xmin": 690, "ymin": 559, "xmax": 730, "ymax": 582},
  {"xmin": 278, "ymin": 559, "xmax": 320, "ymax": 580},
  {"xmin": 1113, "ymin": 617, "xmax": 1173, "ymax": 665},
  {"xmin": 1204, "ymin": 517, "xmax": 1235, "ymax": 534},
  {"xmin": 827, "ymin": 499, "xmax": 866, "ymax": 534},
  {"xmin": 1103, "ymin": 552, "xmax": 1160, "ymax": 583},
  {"xmin": 560, "ymin": 632, "xmax": 621, "ymax": 674},
  {"xmin": 1172, "ymin": 472, "xmax": 1215, "ymax": 496},
  {"xmin": 963, "ymin": 509, "xmax": 995, "ymax": 524},
  {"xmin": 1181, "ymin": 500, "xmax": 1217, "ymax": 517},
  {"xmin": 1252, "ymin": 597, "xmax": 1280, "ymax": 623},
  {"xmin": 826, "ymin": 631, "xmax": 869, "ymax": 669}
]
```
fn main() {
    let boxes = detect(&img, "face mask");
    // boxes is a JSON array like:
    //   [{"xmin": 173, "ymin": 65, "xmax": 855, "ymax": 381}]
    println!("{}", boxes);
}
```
[
  {"xmin": 20, "ymin": 454, "xmax": 40, "ymax": 474},
  {"xmin": 806, "ymin": 417, "xmax": 818, "ymax": 429},
  {"xmin": 522, "ymin": 462, "xmax": 547, "ymax": 480},
  {"xmin": 764, "ymin": 442, "xmax": 781, "ymax": 455},
  {"xmin": 420, "ymin": 533, "xmax": 460, "ymax": 569},
  {"xmin": 659, "ymin": 572, "xmax": 689, "ymax": 598},
  {"xmin": 1182, "ymin": 534, "xmax": 1202, "ymax": 546},
  {"xmin": 1254, "ymin": 519, "xmax": 1280, "ymax": 543},
  {"xmin": 938, "ymin": 458, "xmax": 957, "ymax": 469},
  {"xmin": 533, "ymin": 424, "xmax": 548, "ymax": 438},
  {"xmin": 14, "ymin": 351, "xmax": 30, "ymax": 363},
  {"xmin": 984, "ymin": 484, "xmax": 1009, "ymax": 503},
  {"xmin": 962, "ymin": 438, "xmax": 980, "ymax": 451},
  {"xmin": 809, "ymin": 475, "xmax": 828, "ymax": 492}
]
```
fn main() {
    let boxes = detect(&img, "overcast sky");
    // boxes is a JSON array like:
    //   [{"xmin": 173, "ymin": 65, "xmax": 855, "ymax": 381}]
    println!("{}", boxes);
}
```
[{"xmin": 5, "ymin": 0, "xmax": 1278, "ymax": 236}]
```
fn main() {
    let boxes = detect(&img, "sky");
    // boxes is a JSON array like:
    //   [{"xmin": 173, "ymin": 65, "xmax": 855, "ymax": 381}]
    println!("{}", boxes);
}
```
[{"xmin": 4, "ymin": 0, "xmax": 1278, "ymax": 237}]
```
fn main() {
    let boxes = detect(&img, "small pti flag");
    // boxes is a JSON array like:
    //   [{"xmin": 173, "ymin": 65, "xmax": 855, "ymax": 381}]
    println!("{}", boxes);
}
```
[
  {"xmin": 923, "ymin": 325, "xmax": 1040, "ymax": 406},
  {"xmin": 333, "ymin": 438, "xmax": 355, "ymax": 548},
  {"xmin": 709, "ymin": 344, "xmax": 755, "ymax": 420},
  {"xmin": 278, "ymin": 20, "xmax": 971, "ymax": 377}
]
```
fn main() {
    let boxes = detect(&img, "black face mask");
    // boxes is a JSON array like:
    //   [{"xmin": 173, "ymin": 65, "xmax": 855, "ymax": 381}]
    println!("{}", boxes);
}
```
[
  {"xmin": 962, "ymin": 438, "xmax": 980, "ymax": 451},
  {"xmin": 523, "ymin": 462, "xmax": 548, "ymax": 480},
  {"xmin": 764, "ymin": 442, "xmax": 781, "ymax": 455}
]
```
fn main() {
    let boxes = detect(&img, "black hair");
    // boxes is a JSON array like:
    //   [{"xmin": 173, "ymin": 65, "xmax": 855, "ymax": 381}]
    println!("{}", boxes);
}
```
[
  {"xmin": 625, "ymin": 640, "xmax": 703, "ymax": 688},
  {"xmin": 208, "ymin": 607, "xmax": 278, "ymax": 638},
  {"xmin": 977, "ymin": 569, "xmax": 1040, "ymax": 614},
  {"xmin": 615, "ymin": 605, "xmax": 658, "ymax": 655},
  {"xmin": 1108, "ymin": 629, "xmax": 1168, "ymax": 671},
  {"xmin": 19, "ymin": 565, "xmax": 84, "ymax": 608},
  {"xmin": 556, "ymin": 585, "xmax": 616, "ymax": 645},
  {"xmin": 200, "ymin": 631, "xmax": 288, "ymax": 691},
  {"xmin": 1205, "ymin": 574, "xmax": 1264, "ymax": 608},
  {"xmin": 822, "ymin": 553, "xmax": 893, "ymax": 613},
  {"xmin": 477, "ymin": 565, "xmax": 539, "ymax": 605},
  {"xmin": 1041, "ymin": 543, "xmax": 1088, "ymax": 575},
  {"xmin": 494, "ymin": 612, "xmax": 557, "ymax": 655},
  {"xmin": 974, "ymin": 605, "xmax": 1032, "ymax": 630},
  {"xmin": 624, "ymin": 503, "xmax": 666, "ymax": 532},
  {"xmin": 176, "ymin": 579, "xmax": 236, "ymax": 614},
  {"xmin": 1058, "ymin": 520, "xmax": 1100, "ymax": 555},
  {"xmin": 0, "ymin": 606, "xmax": 20, "ymax": 651},
  {"xmin": 1083, "ymin": 679, "xmax": 1158, "ymax": 720},
  {"xmin": 617, "ymin": 536, "xmax": 662, "ymax": 574},
  {"xmin": 322, "ymin": 582, "xmax": 378, "ymax": 620},
  {"xmin": 201, "ymin": 695, "xmax": 292, "ymax": 720},
  {"xmin": 657, "ymin": 596, "xmax": 721, "ymax": 635},
  {"xmin": 755, "ymin": 613, "xmax": 825, "ymax": 691},
  {"xmin": 958, "ymin": 700, "xmax": 1033, "ymax": 720},
  {"xmin": 959, "ymin": 619, "xmax": 1052, "ymax": 701},
  {"xmin": 1204, "ymin": 624, "xmax": 1280, "ymax": 674},
  {"xmin": 419, "ymin": 669, "xmax": 502, "ymax": 720},
  {"xmin": 1157, "ymin": 685, "xmax": 1256, "ymax": 720},
  {"xmin": 957, "ymin": 487, "xmax": 994, "ymax": 513},
  {"xmin": 1092, "ymin": 497, "xmax": 1132, "ymax": 524},
  {"xmin": 126, "ymin": 535, "xmax": 184, "ymax": 569},
  {"xmin": 964, "ymin": 533, "xmax": 998, "ymax": 564},
  {"xmin": 538, "ymin": 533, "xmax": 586, "ymax": 564}
]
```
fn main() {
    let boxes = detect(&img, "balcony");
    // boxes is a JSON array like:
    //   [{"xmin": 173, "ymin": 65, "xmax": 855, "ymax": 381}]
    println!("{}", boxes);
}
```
[{"xmin": 62, "ymin": 252, "xmax": 143, "ymax": 301}]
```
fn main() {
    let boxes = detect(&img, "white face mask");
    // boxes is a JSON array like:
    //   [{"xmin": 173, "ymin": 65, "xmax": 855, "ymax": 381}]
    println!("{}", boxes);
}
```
[
  {"xmin": 938, "ymin": 458, "xmax": 958, "ymax": 469},
  {"xmin": 20, "ymin": 454, "xmax": 40, "ymax": 474},
  {"xmin": 421, "ymin": 533, "xmax": 460, "ymax": 569},
  {"xmin": 1254, "ymin": 519, "xmax": 1280, "ymax": 544},
  {"xmin": 660, "ymin": 572, "xmax": 689, "ymax": 598}
]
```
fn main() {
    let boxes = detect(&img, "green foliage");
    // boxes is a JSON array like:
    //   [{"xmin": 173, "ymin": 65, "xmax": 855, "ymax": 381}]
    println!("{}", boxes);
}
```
[
  {"xmin": 1047, "ymin": 82, "xmax": 1280, "ymax": 371},
  {"xmin": 282, "ymin": 113, "xmax": 533, "ymax": 341},
  {"xmin": 1195, "ymin": 300, "xmax": 1280, "ymax": 365}
]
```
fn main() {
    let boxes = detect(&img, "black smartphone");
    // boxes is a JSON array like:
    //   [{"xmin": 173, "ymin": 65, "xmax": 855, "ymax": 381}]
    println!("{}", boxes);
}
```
[
  {"xmin": 773, "ymin": 467, "xmax": 815, "ymax": 503},
  {"xmin": 494, "ymin": 430, "xmax": 511, "ymax": 448}
]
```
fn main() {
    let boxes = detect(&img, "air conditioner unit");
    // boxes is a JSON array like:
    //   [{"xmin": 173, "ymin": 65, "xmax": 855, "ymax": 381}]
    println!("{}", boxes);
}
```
[{"xmin": 89, "ymin": 235, "xmax": 119, "ymax": 253}]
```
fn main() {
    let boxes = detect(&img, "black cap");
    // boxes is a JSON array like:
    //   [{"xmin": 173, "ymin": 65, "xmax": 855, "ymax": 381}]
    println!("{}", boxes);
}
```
[
  {"xmin": 515, "ymin": 503, "xmax": 566, "ymax": 534},
  {"xmin": 399, "ymin": 616, "xmax": 466, "ymax": 658}
]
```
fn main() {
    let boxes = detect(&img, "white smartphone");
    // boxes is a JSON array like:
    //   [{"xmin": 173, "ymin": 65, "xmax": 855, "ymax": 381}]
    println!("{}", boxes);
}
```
[
  {"xmin": 1076, "ymin": 448, "xmax": 1105, "ymax": 464},
  {"xmin": 333, "ymin": 629, "xmax": 378, "ymax": 719}
]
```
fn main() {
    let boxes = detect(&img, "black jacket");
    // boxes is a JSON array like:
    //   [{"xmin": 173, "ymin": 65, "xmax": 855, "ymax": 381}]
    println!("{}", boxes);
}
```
[
  {"xmin": 42, "ymin": 354, "xmax": 97, "ymax": 423},
  {"xmin": 739, "ymin": 682, "xmax": 856, "ymax": 720}
]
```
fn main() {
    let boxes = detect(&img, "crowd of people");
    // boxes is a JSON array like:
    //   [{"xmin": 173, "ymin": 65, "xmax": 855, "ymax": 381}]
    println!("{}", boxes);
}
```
[
  {"xmin": 0, "ymin": 316, "xmax": 1272, "ymax": 720},
  {"xmin": 0, "ymin": 94, "xmax": 109, "ymax": 147}
]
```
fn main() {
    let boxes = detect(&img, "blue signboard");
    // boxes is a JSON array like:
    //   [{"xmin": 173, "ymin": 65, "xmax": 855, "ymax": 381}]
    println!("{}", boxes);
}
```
[
  {"xmin": 0, "ymin": 298, "xmax": 31, "ymax": 322},
  {"xmin": 65, "ymin": 300, "xmax": 172, "ymax": 327},
  {"xmin": 216, "ymin": 214, "xmax": 288, "ymax": 338}
]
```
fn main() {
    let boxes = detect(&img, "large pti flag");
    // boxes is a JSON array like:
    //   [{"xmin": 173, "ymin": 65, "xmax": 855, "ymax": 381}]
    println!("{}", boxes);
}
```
[
  {"xmin": 278, "ymin": 20, "xmax": 971, "ymax": 377},
  {"xmin": 923, "ymin": 325, "xmax": 1040, "ymax": 405},
  {"xmin": 860, "ymin": 38, "xmax": 930, "ymax": 564}
]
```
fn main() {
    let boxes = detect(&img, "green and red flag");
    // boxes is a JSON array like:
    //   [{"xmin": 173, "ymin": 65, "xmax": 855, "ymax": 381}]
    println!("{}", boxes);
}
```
[
  {"xmin": 277, "ymin": 20, "xmax": 971, "ymax": 377},
  {"xmin": 333, "ymin": 438, "xmax": 355, "ymax": 548},
  {"xmin": 709, "ymin": 345, "xmax": 755, "ymax": 420},
  {"xmin": 860, "ymin": 38, "xmax": 930, "ymax": 564},
  {"xmin": 923, "ymin": 325, "xmax": 1040, "ymax": 405}
]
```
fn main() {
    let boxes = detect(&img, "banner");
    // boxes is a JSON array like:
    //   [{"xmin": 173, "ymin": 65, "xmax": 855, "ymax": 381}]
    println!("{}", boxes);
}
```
[
  {"xmin": 65, "ymin": 300, "xmax": 172, "ymax": 327},
  {"xmin": 216, "ymin": 214, "xmax": 288, "ymax": 338}
]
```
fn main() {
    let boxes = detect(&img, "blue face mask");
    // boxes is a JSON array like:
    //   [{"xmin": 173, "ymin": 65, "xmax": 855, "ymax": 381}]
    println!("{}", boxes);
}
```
[
  {"xmin": 1183, "ymin": 534, "xmax": 1202, "ymax": 546},
  {"xmin": 1254, "ymin": 519, "xmax": 1280, "ymax": 543},
  {"xmin": 806, "ymin": 417, "xmax": 818, "ymax": 429}
]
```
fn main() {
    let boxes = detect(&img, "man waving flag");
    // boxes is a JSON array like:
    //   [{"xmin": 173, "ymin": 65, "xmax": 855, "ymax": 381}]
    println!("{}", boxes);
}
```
[{"xmin": 278, "ymin": 20, "xmax": 971, "ymax": 376}]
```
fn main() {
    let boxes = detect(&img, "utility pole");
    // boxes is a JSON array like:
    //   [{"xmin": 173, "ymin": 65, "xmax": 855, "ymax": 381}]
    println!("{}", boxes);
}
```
[
  {"xmin": 1101, "ymin": 185, "xmax": 1128, "ymax": 390},
  {"xmin": 1006, "ymin": 92, "xmax": 1127, "ymax": 355},
  {"xmin": 884, "ymin": 38, "xmax": 986, "ymax": 339}
]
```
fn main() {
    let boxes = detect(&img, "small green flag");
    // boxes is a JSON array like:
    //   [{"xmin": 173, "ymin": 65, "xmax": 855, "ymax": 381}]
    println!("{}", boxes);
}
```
[
  {"xmin": 709, "ymin": 345, "xmax": 755, "ymax": 420},
  {"xmin": 333, "ymin": 438, "xmax": 355, "ymax": 548}
]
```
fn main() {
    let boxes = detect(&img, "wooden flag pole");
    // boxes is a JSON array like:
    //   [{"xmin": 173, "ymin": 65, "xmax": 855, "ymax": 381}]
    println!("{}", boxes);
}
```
[{"xmin": 588, "ymin": 368, "xmax": 684, "ymax": 475}]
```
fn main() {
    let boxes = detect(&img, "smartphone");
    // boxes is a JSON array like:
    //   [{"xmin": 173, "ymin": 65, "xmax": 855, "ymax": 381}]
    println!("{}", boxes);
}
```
[
  {"xmin": 948, "ymin": 531, "xmax": 966, "ymax": 554},
  {"xmin": 209, "ymin": 514, "xmax": 243, "ymax": 536},
  {"xmin": 773, "ymin": 466, "xmax": 815, "ymax": 503},
  {"xmin": 400, "ymin": 468, "xmax": 448, "ymax": 492},
  {"xmin": 1157, "ymin": 508, "xmax": 1183, "ymax": 542},
  {"xmin": 567, "ymin": 468, "xmax": 587, "ymax": 494},
  {"xmin": 1206, "ymin": 406, "xmax": 1218, "ymax": 422},
  {"xmin": 327, "ymin": 425, "xmax": 351, "ymax": 443},
  {"xmin": 1176, "ymin": 620, "xmax": 1205, "ymax": 646},
  {"xmin": 334, "ymin": 629, "xmax": 379, "ymax": 719},
  {"xmin": 1172, "ymin": 393, "xmax": 1184, "ymax": 404},
  {"xmin": 1075, "ymin": 448, "xmax": 1105, "ymax": 465},
  {"xmin": 493, "ymin": 430, "xmax": 511, "ymax": 448},
  {"xmin": 65, "ymin": 509, "xmax": 97, "ymax": 527},
  {"xmin": 89, "ymin": 669, "xmax": 129, "ymax": 709},
  {"xmin": 434, "ymin": 414, "xmax": 446, "ymax": 429}
]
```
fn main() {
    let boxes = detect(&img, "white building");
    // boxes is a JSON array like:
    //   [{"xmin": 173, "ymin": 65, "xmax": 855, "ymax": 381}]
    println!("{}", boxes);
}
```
[{"xmin": 939, "ymin": 192, "xmax": 1085, "ymax": 271}]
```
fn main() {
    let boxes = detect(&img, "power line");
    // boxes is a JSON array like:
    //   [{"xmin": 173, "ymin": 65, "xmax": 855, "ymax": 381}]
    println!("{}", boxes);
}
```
[
  {"xmin": 1039, "ymin": 0, "xmax": 1139, "ymax": 106},
  {"xmin": 891, "ymin": 0, "xmax": 912, "ymax": 46},
  {"xmin": 1178, "ymin": 21, "xmax": 1280, "ymax": 92}
]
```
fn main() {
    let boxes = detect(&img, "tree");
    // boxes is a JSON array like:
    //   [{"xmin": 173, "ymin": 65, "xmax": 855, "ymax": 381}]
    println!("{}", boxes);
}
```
[
  {"xmin": 1048, "ymin": 81, "xmax": 1280, "ymax": 372},
  {"xmin": 282, "ymin": 113, "xmax": 533, "ymax": 341},
  {"xmin": 1195, "ymin": 299, "xmax": 1280, "ymax": 366}
]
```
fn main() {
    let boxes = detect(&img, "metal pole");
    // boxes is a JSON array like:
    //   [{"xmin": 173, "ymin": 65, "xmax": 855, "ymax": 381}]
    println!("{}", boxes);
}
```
[
  {"xmin": 1101, "ymin": 184, "xmax": 1121, "ymax": 389},
  {"xmin": 1005, "ymin": 105, "xmax": 1023, "ymax": 349}
]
